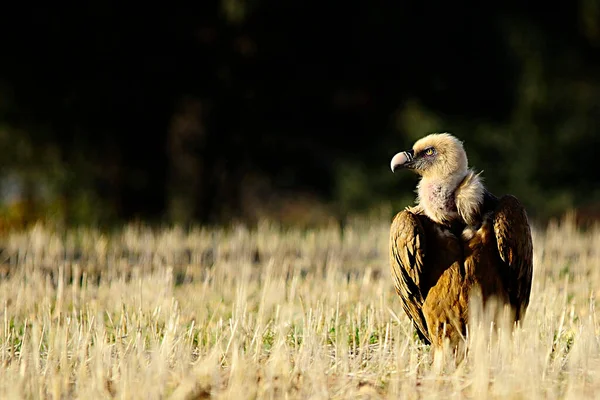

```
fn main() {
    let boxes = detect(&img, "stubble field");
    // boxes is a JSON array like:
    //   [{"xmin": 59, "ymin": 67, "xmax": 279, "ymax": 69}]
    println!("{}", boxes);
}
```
[{"xmin": 0, "ymin": 213, "xmax": 598, "ymax": 399}]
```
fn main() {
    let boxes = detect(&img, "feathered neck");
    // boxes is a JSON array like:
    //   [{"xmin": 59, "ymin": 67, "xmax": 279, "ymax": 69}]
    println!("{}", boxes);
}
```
[
  {"xmin": 454, "ymin": 170, "xmax": 486, "ymax": 226},
  {"xmin": 415, "ymin": 169, "xmax": 485, "ymax": 226}
]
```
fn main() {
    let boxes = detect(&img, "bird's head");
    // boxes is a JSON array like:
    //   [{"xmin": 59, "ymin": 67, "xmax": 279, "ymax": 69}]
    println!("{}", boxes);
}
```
[{"xmin": 390, "ymin": 133, "xmax": 468, "ymax": 179}]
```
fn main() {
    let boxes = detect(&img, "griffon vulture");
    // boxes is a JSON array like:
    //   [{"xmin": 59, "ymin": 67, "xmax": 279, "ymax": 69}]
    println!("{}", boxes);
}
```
[{"xmin": 389, "ymin": 133, "xmax": 533, "ymax": 349}]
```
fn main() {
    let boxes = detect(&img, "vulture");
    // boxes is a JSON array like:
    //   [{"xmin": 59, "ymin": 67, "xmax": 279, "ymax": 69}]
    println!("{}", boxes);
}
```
[{"xmin": 389, "ymin": 133, "xmax": 533, "ymax": 350}]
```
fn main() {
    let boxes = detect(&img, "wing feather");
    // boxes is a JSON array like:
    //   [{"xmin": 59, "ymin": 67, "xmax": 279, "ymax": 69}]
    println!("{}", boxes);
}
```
[
  {"xmin": 390, "ymin": 210, "xmax": 431, "ymax": 344},
  {"xmin": 493, "ymin": 195, "xmax": 534, "ymax": 321}
]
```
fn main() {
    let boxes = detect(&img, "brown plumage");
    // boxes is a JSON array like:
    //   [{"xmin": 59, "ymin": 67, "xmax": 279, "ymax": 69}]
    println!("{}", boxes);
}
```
[{"xmin": 389, "ymin": 133, "xmax": 533, "ymax": 349}]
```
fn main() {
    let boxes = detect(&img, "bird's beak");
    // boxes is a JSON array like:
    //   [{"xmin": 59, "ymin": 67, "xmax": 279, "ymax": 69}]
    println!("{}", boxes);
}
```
[{"xmin": 390, "ymin": 149, "xmax": 415, "ymax": 172}]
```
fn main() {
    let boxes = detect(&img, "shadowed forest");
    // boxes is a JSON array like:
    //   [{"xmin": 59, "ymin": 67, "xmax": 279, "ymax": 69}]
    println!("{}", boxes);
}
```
[{"xmin": 0, "ymin": 1, "xmax": 599, "ymax": 228}]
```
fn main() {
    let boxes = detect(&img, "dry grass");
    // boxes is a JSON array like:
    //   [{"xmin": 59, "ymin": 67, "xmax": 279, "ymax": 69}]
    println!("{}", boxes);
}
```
[{"xmin": 0, "ymin": 212, "xmax": 598, "ymax": 399}]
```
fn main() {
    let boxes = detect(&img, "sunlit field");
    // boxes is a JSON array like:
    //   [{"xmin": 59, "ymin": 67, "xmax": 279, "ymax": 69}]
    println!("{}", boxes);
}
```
[{"xmin": 0, "ymin": 213, "xmax": 598, "ymax": 399}]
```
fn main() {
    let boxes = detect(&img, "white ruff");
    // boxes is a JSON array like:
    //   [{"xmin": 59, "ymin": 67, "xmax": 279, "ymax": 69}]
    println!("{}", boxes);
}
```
[{"xmin": 416, "ymin": 170, "xmax": 484, "ymax": 226}]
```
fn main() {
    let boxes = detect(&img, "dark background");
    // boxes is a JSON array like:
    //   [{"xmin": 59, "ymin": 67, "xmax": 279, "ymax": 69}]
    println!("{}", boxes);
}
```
[{"xmin": 0, "ymin": 1, "xmax": 599, "ymax": 229}]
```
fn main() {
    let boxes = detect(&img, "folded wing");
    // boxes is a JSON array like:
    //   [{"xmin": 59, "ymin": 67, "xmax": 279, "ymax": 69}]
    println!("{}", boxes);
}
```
[
  {"xmin": 389, "ymin": 210, "xmax": 431, "ymax": 344},
  {"xmin": 493, "ymin": 195, "xmax": 534, "ymax": 321}
]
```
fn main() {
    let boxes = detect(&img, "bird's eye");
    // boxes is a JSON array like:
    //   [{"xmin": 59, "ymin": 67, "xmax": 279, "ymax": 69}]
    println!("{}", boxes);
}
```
[{"xmin": 425, "ymin": 148, "xmax": 435, "ymax": 156}]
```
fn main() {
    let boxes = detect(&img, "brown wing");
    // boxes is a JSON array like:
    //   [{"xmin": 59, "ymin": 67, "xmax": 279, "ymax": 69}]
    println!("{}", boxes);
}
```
[
  {"xmin": 390, "ymin": 209, "xmax": 431, "ymax": 344},
  {"xmin": 493, "ymin": 195, "xmax": 534, "ymax": 321}
]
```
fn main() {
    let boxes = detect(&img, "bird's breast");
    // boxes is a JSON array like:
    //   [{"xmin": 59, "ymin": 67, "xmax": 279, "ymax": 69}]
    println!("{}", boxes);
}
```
[{"xmin": 420, "ymin": 183, "xmax": 459, "ymax": 223}]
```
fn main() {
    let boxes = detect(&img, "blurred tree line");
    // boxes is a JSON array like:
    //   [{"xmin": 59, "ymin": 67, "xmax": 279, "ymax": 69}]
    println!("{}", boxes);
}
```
[{"xmin": 0, "ymin": 1, "xmax": 599, "ymax": 229}]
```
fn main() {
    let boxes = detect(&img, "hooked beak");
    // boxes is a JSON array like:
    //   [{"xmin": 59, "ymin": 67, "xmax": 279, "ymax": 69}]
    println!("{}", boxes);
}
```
[{"xmin": 390, "ymin": 149, "xmax": 415, "ymax": 172}]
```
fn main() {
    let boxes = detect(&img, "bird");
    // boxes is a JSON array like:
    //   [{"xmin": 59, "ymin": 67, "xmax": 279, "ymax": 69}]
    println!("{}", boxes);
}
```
[{"xmin": 389, "ymin": 132, "xmax": 533, "ymax": 351}]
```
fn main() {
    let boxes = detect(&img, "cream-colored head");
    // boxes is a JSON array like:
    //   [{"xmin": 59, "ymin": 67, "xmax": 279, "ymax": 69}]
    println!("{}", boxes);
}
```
[{"xmin": 390, "ymin": 133, "xmax": 468, "ymax": 179}]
